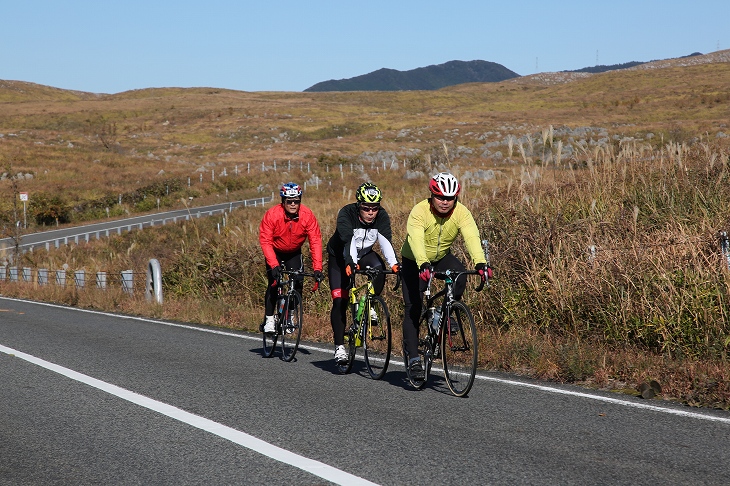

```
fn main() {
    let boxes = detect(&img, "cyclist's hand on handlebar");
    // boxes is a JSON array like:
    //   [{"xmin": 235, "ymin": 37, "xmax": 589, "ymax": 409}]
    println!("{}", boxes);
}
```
[
  {"xmin": 391, "ymin": 263, "xmax": 400, "ymax": 274},
  {"xmin": 345, "ymin": 263, "xmax": 359, "ymax": 277},
  {"xmin": 475, "ymin": 262, "xmax": 493, "ymax": 282},
  {"xmin": 313, "ymin": 270, "xmax": 323, "ymax": 283},
  {"xmin": 269, "ymin": 266, "xmax": 282, "ymax": 285},
  {"xmin": 419, "ymin": 262, "xmax": 433, "ymax": 281}
]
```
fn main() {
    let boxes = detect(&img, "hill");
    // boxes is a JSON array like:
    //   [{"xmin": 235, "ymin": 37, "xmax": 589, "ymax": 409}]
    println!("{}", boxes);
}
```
[
  {"xmin": 0, "ymin": 80, "xmax": 102, "ymax": 102},
  {"xmin": 564, "ymin": 52, "xmax": 703, "ymax": 74},
  {"xmin": 303, "ymin": 60, "xmax": 519, "ymax": 92}
]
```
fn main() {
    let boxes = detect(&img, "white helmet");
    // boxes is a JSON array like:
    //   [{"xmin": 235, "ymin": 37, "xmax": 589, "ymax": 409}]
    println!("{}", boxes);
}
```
[{"xmin": 429, "ymin": 172, "xmax": 461, "ymax": 197}]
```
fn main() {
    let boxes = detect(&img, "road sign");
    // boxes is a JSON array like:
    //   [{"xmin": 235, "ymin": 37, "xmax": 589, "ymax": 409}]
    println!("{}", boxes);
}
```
[{"xmin": 19, "ymin": 192, "xmax": 28, "ymax": 201}]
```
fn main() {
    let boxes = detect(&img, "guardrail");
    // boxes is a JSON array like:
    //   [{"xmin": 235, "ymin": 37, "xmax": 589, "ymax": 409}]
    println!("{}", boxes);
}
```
[
  {"xmin": 0, "ymin": 259, "xmax": 165, "ymax": 304},
  {"xmin": 5, "ymin": 196, "xmax": 272, "ymax": 253}
]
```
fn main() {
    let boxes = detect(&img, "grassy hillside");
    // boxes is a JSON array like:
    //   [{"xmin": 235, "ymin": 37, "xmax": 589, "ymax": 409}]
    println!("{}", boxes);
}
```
[{"xmin": 2, "ymin": 55, "xmax": 730, "ymax": 408}]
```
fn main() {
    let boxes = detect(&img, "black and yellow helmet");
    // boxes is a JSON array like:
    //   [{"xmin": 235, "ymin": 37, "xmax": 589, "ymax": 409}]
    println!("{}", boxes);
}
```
[{"xmin": 356, "ymin": 182, "xmax": 382, "ymax": 204}]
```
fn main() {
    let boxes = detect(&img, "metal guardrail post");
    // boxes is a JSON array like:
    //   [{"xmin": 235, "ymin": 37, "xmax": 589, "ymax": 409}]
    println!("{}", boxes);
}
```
[
  {"xmin": 720, "ymin": 231, "xmax": 730, "ymax": 271},
  {"xmin": 146, "ymin": 259, "xmax": 163, "ymax": 304},
  {"xmin": 55, "ymin": 270, "xmax": 66, "ymax": 286},
  {"xmin": 96, "ymin": 271, "xmax": 107, "ymax": 289},
  {"xmin": 38, "ymin": 268, "xmax": 48, "ymax": 286},
  {"xmin": 121, "ymin": 270, "xmax": 134, "ymax": 294},
  {"xmin": 74, "ymin": 270, "xmax": 85, "ymax": 288}
]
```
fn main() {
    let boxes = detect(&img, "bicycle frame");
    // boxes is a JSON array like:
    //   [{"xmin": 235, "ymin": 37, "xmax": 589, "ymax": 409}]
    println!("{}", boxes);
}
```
[
  {"xmin": 347, "ymin": 266, "xmax": 399, "ymax": 346},
  {"xmin": 424, "ymin": 270, "xmax": 464, "ymax": 337},
  {"xmin": 262, "ymin": 264, "xmax": 319, "ymax": 362},
  {"xmin": 336, "ymin": 265, "xmax": 398, "ymax": 378},
  {"xmin": 347, "ymin": 276, "xmax": 375, "ymax": 347},
  {"xmin": 406, "ymin": 268, "xmax": 485, "ymax": 396}
]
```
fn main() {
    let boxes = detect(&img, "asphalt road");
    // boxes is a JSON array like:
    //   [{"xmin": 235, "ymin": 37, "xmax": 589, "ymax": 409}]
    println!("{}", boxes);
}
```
[
  {"xmin": 0, "ymin": 197, "xmax": 272, "ymax": 253},
  {"xmin": 2, "ymin": 296, "xmax": 730, "ymax": 485}
]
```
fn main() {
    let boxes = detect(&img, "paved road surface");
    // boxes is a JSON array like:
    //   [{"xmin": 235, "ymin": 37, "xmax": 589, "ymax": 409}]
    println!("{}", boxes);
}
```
[{"xmin": 2, "ymin": 296, "xmax": 729, "ymax": 485}]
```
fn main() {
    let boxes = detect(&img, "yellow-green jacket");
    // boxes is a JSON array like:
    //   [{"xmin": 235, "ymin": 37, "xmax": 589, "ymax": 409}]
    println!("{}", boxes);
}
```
[{"xmin": 400, "ymin": 199, "xmax": 486, "ymax": 267}]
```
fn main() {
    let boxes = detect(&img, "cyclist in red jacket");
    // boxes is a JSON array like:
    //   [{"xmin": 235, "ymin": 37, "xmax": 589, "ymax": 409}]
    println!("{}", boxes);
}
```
[{"xmin": 259, "ymin": 182, "xmax": 323, "ymax": 333}]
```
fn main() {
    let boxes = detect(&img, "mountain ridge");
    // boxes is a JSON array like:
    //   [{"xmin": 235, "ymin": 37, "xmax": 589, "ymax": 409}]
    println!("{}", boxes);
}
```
[{"xmin": 304, "ymin": 60, "xmax": 519, "ymax": 92}]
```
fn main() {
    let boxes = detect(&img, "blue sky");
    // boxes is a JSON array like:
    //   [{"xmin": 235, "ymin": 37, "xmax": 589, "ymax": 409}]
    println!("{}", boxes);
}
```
[{"xmin": 2, "ymin": 0, "xmax": 728, "ymax": 93}]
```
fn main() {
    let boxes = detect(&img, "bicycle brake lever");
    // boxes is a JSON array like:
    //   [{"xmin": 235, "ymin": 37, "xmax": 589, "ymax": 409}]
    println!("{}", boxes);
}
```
[
  {"xmin": 474, "ymin": 272, "xmax": 486, "ymax": 292},
  {"xmin": 392, "ymin": 273, "xmax": 401, "ymax": 292}
]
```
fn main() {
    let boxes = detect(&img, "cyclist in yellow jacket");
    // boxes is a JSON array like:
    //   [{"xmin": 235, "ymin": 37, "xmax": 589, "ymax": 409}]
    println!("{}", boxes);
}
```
[{"xmin": 400, "ymin": 172, "xmax": 488, "ymax": 380}]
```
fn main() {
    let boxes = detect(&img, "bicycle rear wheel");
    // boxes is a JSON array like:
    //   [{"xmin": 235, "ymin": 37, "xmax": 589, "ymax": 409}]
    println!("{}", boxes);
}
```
[
  {"xmin": 364, "ymin": 295, "xmax": 391, "ymax": 380},
  {"xmin": 262, "ymin": 321, "xmax": 278, "ymax": 358},
  {"xmin": 404, "ymin": 314, "xmax": 430, "ymax": 389},
  {"xmin": 442, "ymin": 301, "xmax": 478, "ymax": 397},
  {"xmin": 280, "ymin": 291, "xmax": 303, "ymax": 362}
]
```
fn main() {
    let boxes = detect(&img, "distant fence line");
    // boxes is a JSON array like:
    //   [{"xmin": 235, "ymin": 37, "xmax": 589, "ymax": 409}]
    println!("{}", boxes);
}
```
[
  {"xmin": 204, "ymin": 159, "xmax": 404, "ymax": 178},
  {"xmin": 0, "ymin": 259, "xmax": 164, "ymax": 304}
]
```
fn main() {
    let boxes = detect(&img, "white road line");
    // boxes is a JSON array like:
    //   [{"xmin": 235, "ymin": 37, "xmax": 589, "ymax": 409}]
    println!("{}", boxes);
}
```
[
  {"xmin": 474, "ymin": 374, "xmax": 730, "ymax": 423},
  {"xmin": 0, "ymin": 343, "xmax": 378, "ymax": 486},
  {"xmin": 3, "ymin": 296, "xmax": 729, "ymax": 424}
]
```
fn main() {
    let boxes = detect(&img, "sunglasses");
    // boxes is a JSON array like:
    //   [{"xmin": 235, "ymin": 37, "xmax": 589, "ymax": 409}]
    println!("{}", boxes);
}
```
[
  {"xmin": 360, "ymin": 205, "xmax": 380, "ymax": 213},
  {"xmin": 284, "ymin": 199, "xmax": 301, "ymax": 205},
  {"xmin": 433, "ymin": 194, "xmax": 456, "ymax": 202}
]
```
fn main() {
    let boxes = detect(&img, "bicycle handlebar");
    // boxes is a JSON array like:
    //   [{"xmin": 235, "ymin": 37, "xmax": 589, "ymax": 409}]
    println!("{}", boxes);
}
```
[
  {"xmin": 427, "ymin": 268, "xmax": 487, "ymax": 293},
  {"xmin": 277, "ymin": 266, "xmax": 322, "ymax": 291},
  {"xmin": 353, "ymin": 265, "xmax": 401, "ymax": 292}
]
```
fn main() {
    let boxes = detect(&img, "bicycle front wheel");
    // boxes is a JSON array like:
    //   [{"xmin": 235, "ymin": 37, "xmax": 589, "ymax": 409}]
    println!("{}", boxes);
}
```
[
  {"xmin": 262, "ymin": 321, "xmax": 277, "ymax": 358},
  {"xmin": 404, "ymin": 313, "xmax": 430, "ymax": 389},
  {"xmin": 335, "ymin": 328, "xmax": 356, "ymax": 374},
  {"xmin": 442, "ymin": 301, "xmax": 478, "ymax": 397},
  {"xmin": 364, "ymin": 295, "xmax": 391, "ymax": 380},
  {"xmin": 280, "ymin": 291, "xmax": 303, "ymax": 362}
]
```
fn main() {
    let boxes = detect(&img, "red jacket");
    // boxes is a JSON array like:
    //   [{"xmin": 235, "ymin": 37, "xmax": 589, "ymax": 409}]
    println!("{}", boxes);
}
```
[{"xmin": 259, "ymin": 203, "xmax": 323, "ymax": 271}]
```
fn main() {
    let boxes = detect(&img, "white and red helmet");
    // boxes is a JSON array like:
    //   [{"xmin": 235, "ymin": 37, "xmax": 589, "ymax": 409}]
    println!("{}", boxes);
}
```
[{"xmin": 429, "ymin": 172, "xmax": 461, "ymax": 197}]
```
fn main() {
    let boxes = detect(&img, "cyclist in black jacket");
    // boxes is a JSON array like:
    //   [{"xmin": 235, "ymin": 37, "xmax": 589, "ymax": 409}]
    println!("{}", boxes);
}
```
[{"xmin": 326, "ymin": 182, "xmax": 400, "ymax": 364}]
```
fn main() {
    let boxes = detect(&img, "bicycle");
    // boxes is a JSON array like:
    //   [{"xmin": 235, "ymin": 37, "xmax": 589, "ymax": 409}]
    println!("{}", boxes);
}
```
[
  {"xmin": 336, "ymin": 266, "xmax": 399, "ymax": 379},
  {"xmin": 404, "ymin": 266, "xmax": 487, "ymax": 397},
  {"xmin": 262, "ymin": 265, "xmax": 320, "ymax": 362}
]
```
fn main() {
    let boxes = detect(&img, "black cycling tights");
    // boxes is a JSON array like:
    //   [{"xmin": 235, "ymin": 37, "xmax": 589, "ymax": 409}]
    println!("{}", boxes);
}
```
[{"xmin": 264, "ymin": 251, "xmax": 303, "ymax": 316}]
